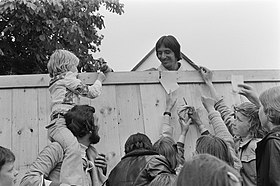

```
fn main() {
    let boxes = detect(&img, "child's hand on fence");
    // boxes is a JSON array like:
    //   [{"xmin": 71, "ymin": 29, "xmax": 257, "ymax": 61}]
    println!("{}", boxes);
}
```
[
  {"xmin": 238, "ymin": 83, "xmax": 261, "ymax": 107},
  {"xmin": 97, "ymin": 72, "xmax": 106, "ymax": 82}
]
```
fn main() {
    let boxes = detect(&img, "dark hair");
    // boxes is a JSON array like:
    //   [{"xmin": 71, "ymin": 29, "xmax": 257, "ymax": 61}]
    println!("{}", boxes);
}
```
[
  {"xmin": 155, "ymin": 35, "xmax": 182, "ymax": 61},
  {"xmin": 65, "ymin": 105, "xmax": 96, "ymax": 138},
  {"xmin": 149, "ymin": 173, "xmax": 176, "ymax": 186},
  {"xmin": 124, "ymin": 133, "xmax": 153, "ymax": 154},
  {"xmin": 196, "ymin": 135, "xmax": 234, "ymax": 167},
  {"xmin": 153, "ymin": 136, "xmax": 183, "ymax": 170},
  {"xmin": 234, "ymin": 102, "xmax": 266, "ymax": 138},
  {"xmin": 0, "ymin": 146, "xmax": 15, "ymax": 171},
  {"xmin": 176, "ymin": 154, "xmax": 241, "ymax": 186}
]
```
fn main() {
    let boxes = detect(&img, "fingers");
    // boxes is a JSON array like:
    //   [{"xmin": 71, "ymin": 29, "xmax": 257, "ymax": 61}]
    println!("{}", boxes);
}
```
[
  {"xmin": 237, "ymin": 83, "xmax": 252, "ymax": 90},
  {"xmin": 94, "ymin": 154, "xmax": 107, "ymax": 168}
]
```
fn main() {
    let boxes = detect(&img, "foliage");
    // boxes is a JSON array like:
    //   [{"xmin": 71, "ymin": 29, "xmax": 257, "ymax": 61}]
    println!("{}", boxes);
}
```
[{"xmin": 0, "ymin": 0, "xmax": 124, "ymax": 75}]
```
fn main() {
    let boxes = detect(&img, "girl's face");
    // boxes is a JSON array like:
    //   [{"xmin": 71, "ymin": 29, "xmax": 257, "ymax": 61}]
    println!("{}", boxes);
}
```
[
  {"xmin": 258, "ymin": 105, "xmax": 269, "ymax": 130},
  {"xmin": 0, "ymin": 161, "xmax": 18, "ymax": 186},
  {"xmin": 157, "ymin": 44, "xmax": 177, "ymax": 70},
  {"xmin": 232, "ymin": 112, "xmax": 251, "ymax": 138}
]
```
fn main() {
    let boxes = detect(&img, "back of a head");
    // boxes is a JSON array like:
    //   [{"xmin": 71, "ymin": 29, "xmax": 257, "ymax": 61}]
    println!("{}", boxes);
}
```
[
  {"xmin": 259, "ymin": 86, "xmax": 280, "ymax": 126},
  {"xmin": 47, "ymin": 49, "xmax": 79, "ymax": 78},
  {"xmin": 64, "ymin": 105, "xmax": 96, "ymax": 138},
  {"xmin": 148, "ymin": 173, "xmax": 176, "ymax": 186},
  {"xmin": 153, "ymin": 136, "xmax": 181, "ymax": 170},
  {"xmin": 196, "ymin": 135, "xmax": 234, "ymax": 167},
  {"xmin": 124, "ymin": 133, "xmax": 153, "ymax": 154},
  {"xmin": 176, "ymin": 154, "xmax": 241, "ymax": 186},
  {"xmin": 155, "ymin": 35, "xmax": 181, "ymax": 61},
  {"xmin": 0, "ymin": 146, "xmax": 15, "ymax": 171},
  {"xmin": 235, "ymin": 102, "xmax": 266, "ymax": 138}
]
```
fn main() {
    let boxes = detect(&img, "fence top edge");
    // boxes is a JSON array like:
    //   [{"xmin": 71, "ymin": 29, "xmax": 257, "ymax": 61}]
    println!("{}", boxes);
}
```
[{"xmin": 0, "ymin": 69, "xmax": 279, "ymax": 89}]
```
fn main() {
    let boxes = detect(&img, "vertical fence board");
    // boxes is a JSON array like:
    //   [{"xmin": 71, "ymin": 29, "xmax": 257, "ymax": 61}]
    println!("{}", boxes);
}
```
[
  {"xmin": 115, "ymin": 85, "xmax": 145, "ymax": 157},
  {"xmin": 12, "ymin": 88, "xmax": 39, "ymax": 170},
  {"xmin": 91, "ymin": 85, "xmax": 121, "ymax": 172},
  {"xmin": 0, "ymin": 89, "xmax": 12, "ymax": 148}
]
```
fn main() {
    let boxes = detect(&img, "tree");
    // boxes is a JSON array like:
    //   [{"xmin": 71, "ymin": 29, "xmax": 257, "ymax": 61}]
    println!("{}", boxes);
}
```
[{"xmin": 0, "ymin": 0, "xmax": 124, "ymax": 75}]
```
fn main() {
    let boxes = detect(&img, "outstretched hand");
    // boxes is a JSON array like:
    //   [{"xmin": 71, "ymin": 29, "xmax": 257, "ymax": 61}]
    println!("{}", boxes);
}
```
[
  {"xmin": 165, "ymin": 93, "xmax": 177, "ymax": 112},
  {"xmin": 201, "ymin": 96, "xmax": 215, "ymax": 113},
  {"xmin": 178, "ymin": 117, "xmax": 191, "ymax": 134},
  {"xmin": 238, "ymin": 83, "xmax": 260, "ymax": 107},
  {"xmin": 199, "ymin": 66, "xmax": 213, "ymax": 85}
]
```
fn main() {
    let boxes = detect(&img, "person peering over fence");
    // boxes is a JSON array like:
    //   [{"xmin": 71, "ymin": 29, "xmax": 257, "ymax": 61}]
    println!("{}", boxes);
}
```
[
  {"xmin": 0, "ymin": 146, "xmax": 18, "ymax": 186},
  {"xmin": 46, "ymin": 49, "xmax": 108, "ymax": 186},
  {"xmin": 147, "ymin": 35, "xmax": 188, "ymax": 71},
  {"xmin": 20, "ymin": 105, "xmax": 107, "ymax": 186}
]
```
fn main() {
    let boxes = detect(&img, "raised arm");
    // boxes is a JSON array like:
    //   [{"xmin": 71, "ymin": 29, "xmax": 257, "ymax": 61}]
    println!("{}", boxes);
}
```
[
  {"xmin": 201, "ymin": 96, "xmax": 242, "ymax": 171},
  {"xmin": 160, "ymin": 93, "xmax": 177, "ymax": 138},
  {"xmin": 238, "ymin": 83, "xmax": 260, "ymax": 107}
]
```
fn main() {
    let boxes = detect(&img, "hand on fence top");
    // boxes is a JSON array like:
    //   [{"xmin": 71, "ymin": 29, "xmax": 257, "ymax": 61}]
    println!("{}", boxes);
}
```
[
  {"xmin": 199, "ymin": 66, "xmax": 213, "ymax": 85},
  {"xmin": 97, "ymin": 72, "xmax": 106, "ymax": 82},
  {"xmin": 238, "ymin": 83, "xmax": 261, "ymax": 107}
]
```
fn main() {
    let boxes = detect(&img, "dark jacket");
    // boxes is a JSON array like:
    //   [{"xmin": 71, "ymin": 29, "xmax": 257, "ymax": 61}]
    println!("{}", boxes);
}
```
[
  {"xmin": 106, "ymin": 149, "xmax": 175, "ymax": 186},
  {"xmin": 256, "ymin": 126, "xmax": 280, "ymax": 186}
]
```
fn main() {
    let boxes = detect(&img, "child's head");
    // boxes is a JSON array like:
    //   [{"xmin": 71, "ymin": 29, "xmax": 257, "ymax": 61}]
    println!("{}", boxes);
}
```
[
  {"xmin": 233, "ymin": 102, "xmax": 266, "ymax": 138},
  {"xmin": 149, "ymin": 173, "xmax": 176, "ymax": 186},
  {"xmin": 0, "ymin": 146, "xmax": 17, "ymax": 186},
  {"xmin": 153, "ymin": 136, "xmax": 183, "ymax": 170},
  {"xmin": 259, "ymin": 86, "xmax": 280, "ymax": 130},
  {"xmin": 124, "ymin": 133, "xmax": 153, "ymax": 154},
  {"xmin": 176, "ymin": 154, "xmax": 241, "ymax": 186},
  {"xmin": 196, "ymin": 135, "xmax": 234, "ymax": 167},
  {"xmin": 47, "ymin": 49, "xmax": 79, "ymax": 78}
]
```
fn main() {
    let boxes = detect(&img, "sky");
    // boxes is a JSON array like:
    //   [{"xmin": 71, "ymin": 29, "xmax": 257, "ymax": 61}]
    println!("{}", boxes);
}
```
[{"xmin": 95, "ymin": 0, "xmax": 280, "ymax": 72}]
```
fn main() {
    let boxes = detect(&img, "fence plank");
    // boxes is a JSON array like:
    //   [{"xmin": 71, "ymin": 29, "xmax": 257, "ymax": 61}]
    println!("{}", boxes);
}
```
[{"xmin": 0, "ymin": 89, "xmax": 12, "ymax": 148}]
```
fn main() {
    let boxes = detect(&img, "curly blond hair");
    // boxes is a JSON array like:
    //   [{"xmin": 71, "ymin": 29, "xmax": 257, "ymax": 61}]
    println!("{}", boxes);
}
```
[{"xmin": 47, "ymin": 49, "xmax": 79, "ymax": 78}]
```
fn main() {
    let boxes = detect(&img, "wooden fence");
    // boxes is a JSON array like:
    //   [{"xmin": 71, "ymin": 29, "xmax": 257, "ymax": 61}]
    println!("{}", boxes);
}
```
[{"xmin": 0, "ymin": 70, "xmax": 279, "ymax": 185}]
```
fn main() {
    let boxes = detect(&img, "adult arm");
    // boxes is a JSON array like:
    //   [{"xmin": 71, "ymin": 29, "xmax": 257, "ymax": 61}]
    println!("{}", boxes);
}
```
[{"xmin": 20, "ymin": 142, "xmax": 63, "ymax": 186}]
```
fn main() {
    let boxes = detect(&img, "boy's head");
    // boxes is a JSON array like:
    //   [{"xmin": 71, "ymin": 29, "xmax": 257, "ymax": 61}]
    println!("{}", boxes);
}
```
[
  {"xmin": 259, "ymin": 86, "xmax": 280, "ymax": 128},
  {"xmin": 124, "ymin": 133, "xmax": 153, "ymax": 154},
  {"xmin": 47, "ymin": 49, "xmax": 79, "ymax": 78},
  {"xmin": 153, "ymin": 136, "xmax": 182, "ymax": 170},
  {"xmin": 196, "ymin": 135, "xmax": 234, "ymax": 167},
  {"xmin": 0, "ymin": 146, "xmax": 17, "ymax": 186},
  {"xmin": 233, "ymin": 102, "xmax": 266, "ymax": 138}
]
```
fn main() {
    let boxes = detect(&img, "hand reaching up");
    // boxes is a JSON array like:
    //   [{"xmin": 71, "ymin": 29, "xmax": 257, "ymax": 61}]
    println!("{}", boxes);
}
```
[
  {"xmin": 201, "ymin": 96, "xmax": 216, "ymax": 113},
  {"xmin": 178, "ymin": 117, "xmax": 191, "ymax": 135},
  {"xmin": 238, "ymin": 83, "xmax": 260, "ymax": 107},
  {"xmin": 165, "ymin": 93, "xmax": 177, "ymax": 112},
  {"xmin": 199, "ymin": 66, "xmax": 213, "ymax": 85}
]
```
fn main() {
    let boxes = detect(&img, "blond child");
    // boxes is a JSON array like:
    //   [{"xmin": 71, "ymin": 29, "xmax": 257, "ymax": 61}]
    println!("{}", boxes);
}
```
[{"xmin": 46, "ymin": 49, "xmax": 107, "ymax": 186}]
